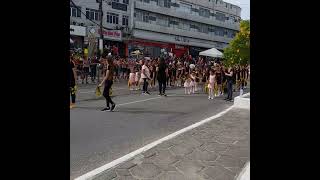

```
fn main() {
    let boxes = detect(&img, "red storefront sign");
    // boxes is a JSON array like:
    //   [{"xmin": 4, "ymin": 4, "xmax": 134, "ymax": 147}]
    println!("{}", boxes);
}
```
[{"xmin": 98, "ymin": 29, "xmax": 122, "ymax": 41}]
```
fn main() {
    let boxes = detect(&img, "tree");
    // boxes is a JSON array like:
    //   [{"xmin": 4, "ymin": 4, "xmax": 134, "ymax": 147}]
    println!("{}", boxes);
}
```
[{"xmin": 223, "ymin": 20, "xmax": 250, "ymax": 67}]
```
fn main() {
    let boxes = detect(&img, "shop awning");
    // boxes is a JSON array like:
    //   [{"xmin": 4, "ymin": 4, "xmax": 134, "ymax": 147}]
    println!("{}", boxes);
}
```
[{"xmin": 199, "ymin": 48, "xmax": 223, "ymax": 58}]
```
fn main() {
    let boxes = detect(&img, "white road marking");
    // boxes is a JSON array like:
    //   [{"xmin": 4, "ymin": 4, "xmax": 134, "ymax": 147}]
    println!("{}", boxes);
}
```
[
  {"xmin": 117, "ymin": 96, "xmax": 162, "ymax": 106},
  {"xmin": 78, "ymin": 87, "xmax": 127, "ymax": 94},
  {"xmin": 236, "ymin": 162, "xmax": 250, "ymax": 180},
  {"xmin": 74, "ymin": 105, "xmax": 235, "ymax": 180}
]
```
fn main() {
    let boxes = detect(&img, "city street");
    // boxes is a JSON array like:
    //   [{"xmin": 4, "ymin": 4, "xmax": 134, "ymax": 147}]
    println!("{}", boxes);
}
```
[{"xmin": 70, "ymin": 84, "xmax": 249, "ymax": 179}]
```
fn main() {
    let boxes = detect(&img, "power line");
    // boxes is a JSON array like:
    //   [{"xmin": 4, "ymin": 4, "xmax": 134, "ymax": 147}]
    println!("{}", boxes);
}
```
[{"xmin": 70, "ymin": 0, "xmax": 112, "ymax": 30}]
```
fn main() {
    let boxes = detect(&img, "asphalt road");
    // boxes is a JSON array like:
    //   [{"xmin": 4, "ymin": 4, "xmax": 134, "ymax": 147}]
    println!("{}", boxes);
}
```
[{"xmin": 70, "ymin": 85, "xmax": 249, "ymax": 179}]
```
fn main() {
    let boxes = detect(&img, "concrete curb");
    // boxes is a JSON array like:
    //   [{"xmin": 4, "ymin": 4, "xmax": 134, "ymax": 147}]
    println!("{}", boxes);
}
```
[{"xmin": 234, "ymin": 93, "xmax": 250, "ymax": 109}]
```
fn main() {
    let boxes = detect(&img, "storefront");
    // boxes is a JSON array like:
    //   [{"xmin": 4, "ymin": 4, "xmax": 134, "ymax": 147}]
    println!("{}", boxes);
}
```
[
  {"xmin": 70, "ymin": 25, "xmax": 86, "ymax": 49},
  {"xmin": 128, "ymin": 39, "xmax": 189, "ymax": 58},
  {"xmin": 99, "ymin": 29, "xmax": 125, "ymax": 57}
]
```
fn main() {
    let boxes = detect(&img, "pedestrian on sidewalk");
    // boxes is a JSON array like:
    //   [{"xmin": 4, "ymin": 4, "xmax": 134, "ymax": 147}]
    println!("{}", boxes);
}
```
[
  {"xmin": 141, "ymin": 59, "xmax": 151, "ymax": 95},
  {"xmin": 157, "ymin": 57, "xmax": 168, "ymax": 96},
  {"xmin": 99, "ymin": 55, "xmax": 116, "ymax": 112},
  {"xmin": 224, "ymin": 67, "xmax": 234, "ymax": 101},
  {"xmin": 70, "ymin": 56, "xmax": 77, "ymax": 109}
]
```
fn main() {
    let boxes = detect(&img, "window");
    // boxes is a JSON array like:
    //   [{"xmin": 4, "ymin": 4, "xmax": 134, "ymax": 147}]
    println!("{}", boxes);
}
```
[
  {"xmin": 70, "ymin": 6, "xmax": 81, "ymax": 18},
  {"xmin": 171, "ymin": 2, "xmax": 179, "ymax": 7},
  {"xmin": 164, "ymin": 0, "xmax": 171, "ymax": 8},
  {"xmin": 107, "ymin": 12, "xmax": 119, "ymax": 24},
  {"xmin": 142, "ymin": 12, "xmax": 149, "ymax": 22},
  {"xmin": 123, "ymin": 0, "xmax": 129, "ymax": 4},
  {"xmin": 112, "ymin": 0, "xmax": 119, "ymax": 2},
  {"xmin": 86, "ymin": 8, "xmax": 100, "ymax": 21},
  {"xmin": 190, "ymin": 24, "xmax": 199, "ymax": 32},
  {"xmin": 199, "ymin": 8, "xmax": 210, "ymax": 18},
  {"xmin": 143, "ymin": 0, "xmax": 150, "ymax": 3},
  {"xmin": 148, "ymin": 16, "xmax": 157, "ymax": 21},
  {"xmin": 215, "ymin": 12, "xmax": 226, "ymax": 22},
  {"xmin": 112, "ymin": 2, "xmax": 128, "ymax": 11},
  {"xmin": 122, "ymin": 15, "xmax": 129, "ymax": 26},
  {"xmin": 178, "ymin": 3, "xmax": 192, "ymax": 13}
]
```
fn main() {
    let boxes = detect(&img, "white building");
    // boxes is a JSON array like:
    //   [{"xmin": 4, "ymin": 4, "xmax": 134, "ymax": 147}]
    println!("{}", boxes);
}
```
[{"xmin": 70, "ymin": 0, "xmax": 241, "ymax": 57}]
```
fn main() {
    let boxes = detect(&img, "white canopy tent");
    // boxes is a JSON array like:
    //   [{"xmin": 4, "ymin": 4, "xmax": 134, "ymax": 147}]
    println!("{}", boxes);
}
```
[
  {"xmin": 199, "ymin": 48, "xmax": 223, "ymax": 58},
  {"xmin": 70, "ymin": 38, "xmax": 74, "ymax": 43}
]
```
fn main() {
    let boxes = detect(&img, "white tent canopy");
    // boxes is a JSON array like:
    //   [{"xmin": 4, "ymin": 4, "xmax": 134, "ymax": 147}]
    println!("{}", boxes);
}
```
[
  {"xmin": 199, "ymin": 48, "xmax": 223, "ymax": 58},
  {"xmin": 70, "ymin": 38, "xmax": 74, "ymax": 43}
]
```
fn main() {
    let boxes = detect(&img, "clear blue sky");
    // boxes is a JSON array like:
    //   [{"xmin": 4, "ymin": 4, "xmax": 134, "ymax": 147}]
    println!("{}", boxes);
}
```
[{"xmin": 224, "ymin": 0, "xmax": 250, "ymax": 20}]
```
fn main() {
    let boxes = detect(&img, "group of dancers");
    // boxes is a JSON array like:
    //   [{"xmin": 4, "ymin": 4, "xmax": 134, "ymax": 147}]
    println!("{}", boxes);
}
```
[{"xmin": 70, "ymin": 53, "xmax": 250, "ymax": 110}]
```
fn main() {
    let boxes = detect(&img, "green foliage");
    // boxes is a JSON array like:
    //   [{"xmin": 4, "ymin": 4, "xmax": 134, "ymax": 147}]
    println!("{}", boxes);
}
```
[{"xmin": 223, "ymin": 20, "xmax": 250, "ymax": 67}]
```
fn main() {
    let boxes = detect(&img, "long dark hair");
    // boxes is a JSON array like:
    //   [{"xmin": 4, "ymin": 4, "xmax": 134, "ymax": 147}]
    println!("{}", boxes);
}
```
[{"xmin": 106, "ymin": 56, "xmax": 114, "ymax": 67}]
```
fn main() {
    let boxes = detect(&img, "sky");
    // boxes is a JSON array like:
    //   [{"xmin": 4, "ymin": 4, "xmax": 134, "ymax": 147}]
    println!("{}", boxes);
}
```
[{"xmin": 224, "ymin": 0, "xmax": 250, "ymax": 20}]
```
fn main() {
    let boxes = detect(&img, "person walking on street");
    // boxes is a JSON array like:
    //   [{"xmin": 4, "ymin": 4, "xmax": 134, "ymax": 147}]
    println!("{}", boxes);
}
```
[
  {"xmin": 70, "ymin": 56, "xmax": 77, "ymax": 109},
  {"xmin": 83, "ymin": 56, "xmax": 90, "ymax": 84},
  {"xmin": 141, "ymin": 59, "xmax": 151, "ymax": 95},
  {"xmin": 157, "ymin": 57, "xmax": 168, "ymax": 96},
  {"xmin": 99, "ymin": 55, "xmax": 116, "ymax": 112},
  {"xmin": 224, "ymin": 67, "xmax": 234, "ymax": 101}
]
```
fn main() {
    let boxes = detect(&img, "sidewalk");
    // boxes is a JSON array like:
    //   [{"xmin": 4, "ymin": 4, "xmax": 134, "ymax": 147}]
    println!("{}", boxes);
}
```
[{"xmin": 91, "ymin": 108, "xmax": 250, "ymax": 180}]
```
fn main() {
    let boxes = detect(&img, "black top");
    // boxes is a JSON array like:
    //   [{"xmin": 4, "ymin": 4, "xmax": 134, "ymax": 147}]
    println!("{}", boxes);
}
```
[
  {"xmin": 106, "ymin": 65, "xmax": 114, "ymax": 81},
  {"xmin": 226, "ymin": 70, "xmax": 233, "ymax": 82},
  {"xmin": 157, "ymin": 63, "xmax": 167, "ymax": 81}
]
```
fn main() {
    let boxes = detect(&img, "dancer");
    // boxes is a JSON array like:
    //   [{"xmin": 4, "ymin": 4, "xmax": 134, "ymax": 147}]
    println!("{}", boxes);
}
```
[
  {"xmin": 128, "ymin": 65, "xmax": 136, "ymax": 91},
  {"xmin": 157, "ymin": 57, "xmax": 168, "ymax": 96},
  {"xmin": 99, "ymin": 55, "xmax": 116, "ymax": 112},
  {"xmin": 190, "ymin": 71, "xmax": 196, "ymax": 94},
  {"xmin": 141, "ymin": 59, "xmax": 151, "ymax": 95},
  {"xmin": 208, "ymin": 70, "xmax": 216, "ymax": 99},
  {"xmin": 224, "ymin": 67, "xmax": 234, "ymax": 101},
  {"xmin": 184, "ymin": 72, "xmax": 192, "ymax": 95}
]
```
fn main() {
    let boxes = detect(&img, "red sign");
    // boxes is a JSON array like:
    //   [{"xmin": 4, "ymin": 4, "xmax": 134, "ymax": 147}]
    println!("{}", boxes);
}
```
[{"xmin": 98, "ymin": 29, "xmax": 122, "ymax": 41}]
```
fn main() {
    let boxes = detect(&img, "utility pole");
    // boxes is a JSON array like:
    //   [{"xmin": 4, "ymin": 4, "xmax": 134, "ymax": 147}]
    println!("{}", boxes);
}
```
[{"xmin": 97, "ymin": 0, "xmax": 103, "ymax": 58}]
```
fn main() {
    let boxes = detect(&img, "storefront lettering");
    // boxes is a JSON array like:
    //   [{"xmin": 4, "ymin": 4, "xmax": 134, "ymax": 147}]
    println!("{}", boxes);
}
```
[
  {"xmin": 98, "ymin": 29, "xmax": 121, "ymax": 38},
  {"xmin": 175, "ymin": 36, "xmax": 189, "ymax": 43}
]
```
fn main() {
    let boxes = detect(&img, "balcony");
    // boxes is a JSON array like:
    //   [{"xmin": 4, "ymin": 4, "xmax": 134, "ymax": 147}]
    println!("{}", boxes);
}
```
[
  {"xmin": 134, "ymin": 21, "xmax": 233, "ymax": 44},
  {"xmin": 135, "ymin": 1, "xmax": 240, "ymax": 31}
]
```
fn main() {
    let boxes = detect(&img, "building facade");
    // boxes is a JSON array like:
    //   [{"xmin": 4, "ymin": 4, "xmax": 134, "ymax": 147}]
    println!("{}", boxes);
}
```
[
  {"xmin": 130, "ymin": 0, "xmax": 241, "ymax": 57},
  {"xmin": 70, "ymin": 0, "xmax": 241, "ymax": 57},
  {"xmin": 70, "ymin": 0, "xmax": 133, "ymax": 56}
]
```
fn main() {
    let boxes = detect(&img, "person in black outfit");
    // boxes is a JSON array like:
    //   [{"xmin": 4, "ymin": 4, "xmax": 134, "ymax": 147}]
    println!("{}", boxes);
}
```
[
  {"xmin": 99, "ymin": 55, "xmax": 116, "ymax": 112},
  {"xmin": 224, "ymin": 67, "xmax": 234, "ymax": 101},
  {"xmin": 70, "ymin": 56, "xmax": 77, "ymax": 109},
  {"xmin": 157, "ymin": 58, "xmax": 168, "ymax": 96}
]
